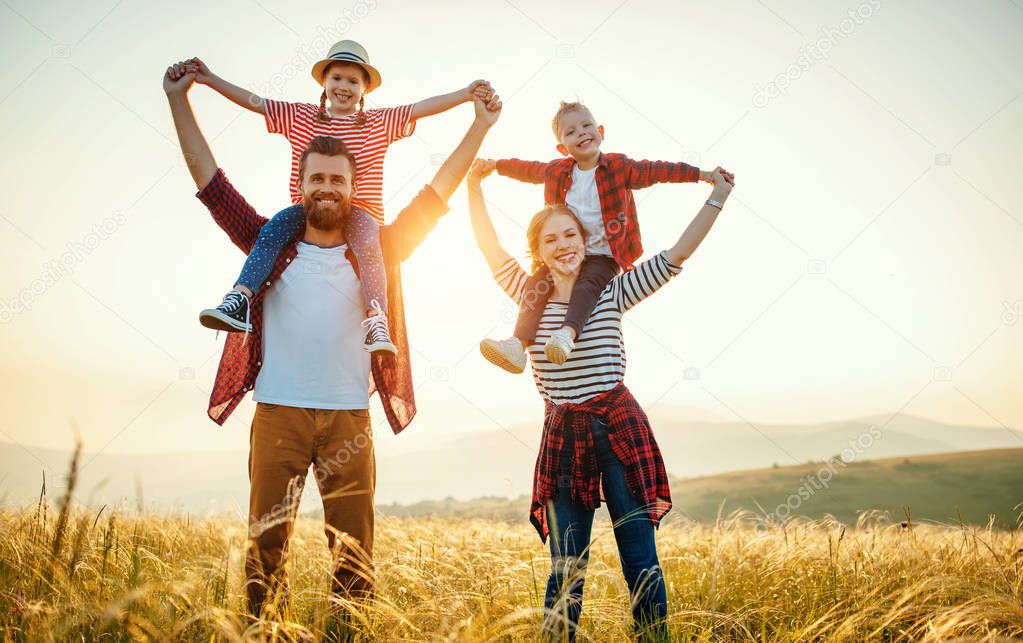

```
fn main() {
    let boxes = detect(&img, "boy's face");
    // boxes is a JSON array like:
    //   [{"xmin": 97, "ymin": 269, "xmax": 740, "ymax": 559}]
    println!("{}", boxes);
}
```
[{"xmin": 556, "ymin": 108, "xmax": 604, "ymax": 159}]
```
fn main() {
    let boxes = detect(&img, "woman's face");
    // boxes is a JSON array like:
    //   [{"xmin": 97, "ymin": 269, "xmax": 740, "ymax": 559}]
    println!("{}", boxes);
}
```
[
  {"xmin": 323, "ymin": 62, "xmax": 368, "ymax": 112},
  {"xmin": 538, "ymin": 212, "xmax": 585, "ymax": 276}
]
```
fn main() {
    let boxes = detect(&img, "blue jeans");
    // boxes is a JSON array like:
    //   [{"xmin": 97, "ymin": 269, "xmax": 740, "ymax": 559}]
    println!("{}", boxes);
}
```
[
  {"xmin": 542, "ymin": 417, "xmax": 668, "ymax": 641},
  {"xmin": 235, "ymin": 204, "xmax": 388, "ymax": 313}
]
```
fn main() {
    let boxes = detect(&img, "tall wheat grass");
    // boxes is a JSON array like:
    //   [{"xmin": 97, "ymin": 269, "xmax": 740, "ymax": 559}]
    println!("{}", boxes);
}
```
[{"xmin": 2, "ymin": 449, "xmax": 1021, "ymax": 641}]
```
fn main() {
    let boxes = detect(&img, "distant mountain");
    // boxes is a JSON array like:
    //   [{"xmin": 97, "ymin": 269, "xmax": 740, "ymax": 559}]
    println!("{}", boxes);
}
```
[
  {"xmin": 1, "ymin": 413, "xmax": 1020, "ymax": 514},
  {"xmin": 378, "ymin": 448, "xmax": 1023, "ymax": 528}
]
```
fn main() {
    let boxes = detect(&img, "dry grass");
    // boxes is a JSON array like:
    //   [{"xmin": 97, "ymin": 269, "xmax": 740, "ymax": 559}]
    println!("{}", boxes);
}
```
[{"xmin": 2, "ymin": 453, "xmax": 1022, "ymax": 641}]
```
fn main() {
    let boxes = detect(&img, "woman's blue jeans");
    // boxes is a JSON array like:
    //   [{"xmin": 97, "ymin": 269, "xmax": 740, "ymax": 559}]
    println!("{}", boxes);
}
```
[{"xmin": 542, "ymin": 417, "xmax": 668, "ymax": 640}]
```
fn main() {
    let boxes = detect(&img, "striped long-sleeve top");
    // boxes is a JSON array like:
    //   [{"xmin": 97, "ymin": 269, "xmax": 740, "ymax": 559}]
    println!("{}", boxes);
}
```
[{"xmin": 493, "ymin": 251, "xmax": 683, "ymax": 405}]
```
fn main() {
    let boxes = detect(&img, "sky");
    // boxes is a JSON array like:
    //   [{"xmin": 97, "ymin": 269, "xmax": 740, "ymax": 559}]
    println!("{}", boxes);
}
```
[{"xmin": 1, "ymin": 0, "xmax": 1021, "ymax": 471}]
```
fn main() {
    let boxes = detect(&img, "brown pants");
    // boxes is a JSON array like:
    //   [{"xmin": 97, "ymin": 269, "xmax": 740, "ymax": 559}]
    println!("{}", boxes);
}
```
[{"xmin": 245, "ymin": 403, "xmax": 375, "ymax": 616}]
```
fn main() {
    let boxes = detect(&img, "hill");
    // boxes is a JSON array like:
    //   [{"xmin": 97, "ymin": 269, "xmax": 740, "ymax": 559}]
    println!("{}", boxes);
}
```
[{"xmin": 378, "ymin": 448, "xmax": 1023, "ymax": 527}]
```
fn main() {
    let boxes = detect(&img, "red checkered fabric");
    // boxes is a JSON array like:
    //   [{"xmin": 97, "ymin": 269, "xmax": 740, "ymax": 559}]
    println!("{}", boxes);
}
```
[
  {"xmin": 496, "ymin": 153, "xmax": 700, "ymax": 270},
  {"xmin": 530, "ymin": 382, "xmax": 672, "ymax": 542}
]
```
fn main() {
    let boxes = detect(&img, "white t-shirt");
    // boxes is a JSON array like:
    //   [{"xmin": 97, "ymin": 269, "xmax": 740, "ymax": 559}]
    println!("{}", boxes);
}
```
[
  {"xmin": 566, "ymin": 165, "xmax": 612, "ymax": 256},
  {"xmin": 254, "ymin": 241, "xmax": 371, "ymax": 409}
]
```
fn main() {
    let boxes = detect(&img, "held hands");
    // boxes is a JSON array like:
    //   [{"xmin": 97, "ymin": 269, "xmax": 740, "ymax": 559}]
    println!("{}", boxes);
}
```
[
  {"xmin": 474, "ymin": 92, "xmax": 502, "ymax": 127},
  {"xmin": 700, "ymin": 167, "xmax": 735, "ymax": 186},
  {"xmin": 469, "ymin": 158, "xmax": 497, "ymax": 183},
  {"xmin": 709, "ymin": 166, "xmax": 735, "ymax": 199},
  {"xmin": 163, "ymin": 61, "xmax": 196, "ymax": 95},
  {"xmin": 183, "ymin": 57, "xmax": 214, "ymax": 85},
  {"xmin": 465, "ymin": 79, "xmax": 494, "ymax": 103}
]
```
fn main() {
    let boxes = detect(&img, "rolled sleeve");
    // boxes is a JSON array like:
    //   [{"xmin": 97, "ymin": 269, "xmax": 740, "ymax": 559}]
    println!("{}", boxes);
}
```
[
  {"xmin": 196, "ymin": 168, "xmax": 268, "ymax": 254},
  {"xmin": 381, "ymin": 184, "xmax": 449, "ymax": 263}
]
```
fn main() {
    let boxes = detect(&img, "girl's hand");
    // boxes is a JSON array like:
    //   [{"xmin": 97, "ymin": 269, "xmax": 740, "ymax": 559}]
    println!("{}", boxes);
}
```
[
  {"xmin": 185, "ymin": 57, "xmax": 214, "ymax": 85},
  {"xmin": 470, "ymin": 158, "xmax": 497, "ymax": 182},
  {"xmin": 465, "ymin": 79, "xmax": 493, "ymax": 102}
]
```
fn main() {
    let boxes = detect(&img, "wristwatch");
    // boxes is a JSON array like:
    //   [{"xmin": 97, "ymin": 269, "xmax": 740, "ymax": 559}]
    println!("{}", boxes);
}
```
[{"xmin": 706, "ymin": 198, "xmax": 724, "ymax": 210}]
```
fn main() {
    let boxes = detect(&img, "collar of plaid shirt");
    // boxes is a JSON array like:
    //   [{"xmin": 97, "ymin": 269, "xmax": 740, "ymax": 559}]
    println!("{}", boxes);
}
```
[{"xmin": 529, "ymin": 382, "xmax": 673, "ymax": 542}]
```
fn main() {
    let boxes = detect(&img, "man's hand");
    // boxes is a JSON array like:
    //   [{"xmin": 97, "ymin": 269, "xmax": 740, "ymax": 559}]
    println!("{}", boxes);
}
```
[
  {"xmin": 469, "ymin": 158, "xmax": 497, "ymax": 183},
  {"xmin": 464, "ymin": 79, "xmax": 493, "ymax": 103},
  {"xmin": 184, "ymin": 57, "xmax": 215, "ymax": 85},
  {"xmin": 474, "ymin": 93, "xmax": 502, "ymax": 128},
  {"xmin": 164, "ymin": 62, "xmax": 195, "ymax": 96}
]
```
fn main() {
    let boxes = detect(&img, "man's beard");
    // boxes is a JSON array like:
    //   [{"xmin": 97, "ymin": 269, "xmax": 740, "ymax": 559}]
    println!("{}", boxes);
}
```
[{"xmin": 303, "ymin": 191, "xmax": 351, "ymax": 231}]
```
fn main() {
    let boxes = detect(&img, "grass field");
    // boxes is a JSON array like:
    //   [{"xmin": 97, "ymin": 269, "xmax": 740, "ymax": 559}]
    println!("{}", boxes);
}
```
[{"xmin": 3, "ymin": 448, "xmax": 1022, "ymax": 641}]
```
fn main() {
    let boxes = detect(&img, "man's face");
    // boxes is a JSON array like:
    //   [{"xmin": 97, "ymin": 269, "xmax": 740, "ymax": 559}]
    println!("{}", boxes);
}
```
[
  {"xmin": 301, "ymin": 153, "xmax": 354, "ymax": 231},
  {"xmin": 556, "ymin": 108, "xmax": 604, "ymax": 159}
]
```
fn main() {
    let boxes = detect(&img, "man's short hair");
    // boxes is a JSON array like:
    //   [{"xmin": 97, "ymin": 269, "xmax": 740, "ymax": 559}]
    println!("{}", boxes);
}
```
[
  {"xmin": 297, "ymin": 136, "xmax": 358, "ymax": 184},
  {"xmin": 551, "ymin": 101, "xmax": 593, "ymax": 139}
]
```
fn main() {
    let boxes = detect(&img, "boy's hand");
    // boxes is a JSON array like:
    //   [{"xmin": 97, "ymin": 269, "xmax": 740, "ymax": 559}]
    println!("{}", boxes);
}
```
[
  {"xmin": 465, "ymin": 79, "xmax": 493, "ymax": 102},
  {"xmin": 474, "ymin": 94, "xmax": 502, "ymax": 127},
  {"xmin": 470, "ymin": 158, "xmax": 497, "ymax": 181},
  {"xmin": 163, "ymin": 62, "xmax": 195, "ymax": 95},
  {"xmin": 184, "ymin": 57, "xmax": 215, "ymax": 85}
]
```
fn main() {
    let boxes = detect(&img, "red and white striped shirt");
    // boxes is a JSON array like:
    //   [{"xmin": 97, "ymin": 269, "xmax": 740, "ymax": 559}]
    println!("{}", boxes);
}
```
[{"xmin": 264, "ymin": 99, "xmax": 416, "ymax": 223}]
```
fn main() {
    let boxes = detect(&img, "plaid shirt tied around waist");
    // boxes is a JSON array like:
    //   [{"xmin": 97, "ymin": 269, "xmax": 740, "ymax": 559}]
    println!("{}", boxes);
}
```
[{"xmin": 530, "ymin": 382, "xmax": 672, "ymax": 542}]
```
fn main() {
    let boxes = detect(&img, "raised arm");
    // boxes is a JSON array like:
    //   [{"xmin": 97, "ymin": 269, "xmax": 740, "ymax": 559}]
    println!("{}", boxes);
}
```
[
  {"xmin": 665, "ymin": 167, "xmax": 734, "ymax": 266},
  {"xmin": 164, "ymin": 62, "xmax": 267, "ymax": 252},
  {"xmin": 467, "ymin": 161, "xmax": 513, "ymax": 273},
  {"xmin": 409, "ymin": 79, "xmax": 491, "ymax": 121},
  {"xmin": 164, "ymin": 64, "xmax": 217, "ymax": 190},
  {"xmin": 495, "ymin": 158, "xmax": 547, "ymax": 184},
  {"xmin": 625, "ymin": 157, "xmax": 734, "ymax": 190},
  {"xmin": 429, "ymin": 94, "xmax": 502, "ymax": 202},
  {"xmin": 384, "ymin": 93, "xmax": 503, "ymax": 262},
  {"xmin": 187, "ymin": 57, "xmax": 267, "ymax": 116}
]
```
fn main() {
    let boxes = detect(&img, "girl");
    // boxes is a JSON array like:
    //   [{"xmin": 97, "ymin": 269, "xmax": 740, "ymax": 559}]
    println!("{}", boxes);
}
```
[
  {"xmin": 467, "ymin": 157, "xmax": 734, "ymax": 639},
  {"xmin": 190, "ymin": 40, "xmax": 492, "ymax": 354}
]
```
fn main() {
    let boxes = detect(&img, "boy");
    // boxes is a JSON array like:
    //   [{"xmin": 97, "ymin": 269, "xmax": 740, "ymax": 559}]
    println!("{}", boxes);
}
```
[{"xmin": 478, "ymin": 101, "xmax": 733, "ymax": 372}]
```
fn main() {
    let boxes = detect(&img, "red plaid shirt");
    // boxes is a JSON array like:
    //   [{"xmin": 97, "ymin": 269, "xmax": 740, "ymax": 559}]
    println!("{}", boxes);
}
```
[
  {"xmin": 196, "ymin": 168, "xmax": 448, "ymax": 433},
  {"xmin": 496, "ymin": 153, "xmax": 700, "ymax": 269},
  {"xmin": 530, "ymin": 383, "xmax": 672, "ymax": 542}
]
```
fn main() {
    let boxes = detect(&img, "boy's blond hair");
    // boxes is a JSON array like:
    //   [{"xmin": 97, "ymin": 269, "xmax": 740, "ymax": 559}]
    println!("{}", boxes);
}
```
[{"xmin": 551, "ymin": 101, "xmax": 594, "ymax": 140}]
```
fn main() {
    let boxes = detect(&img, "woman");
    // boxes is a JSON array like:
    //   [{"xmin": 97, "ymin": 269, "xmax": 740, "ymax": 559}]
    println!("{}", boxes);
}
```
[{"xmin": 467, "ymin": 159, "xmax": 734, "ymax": 639}]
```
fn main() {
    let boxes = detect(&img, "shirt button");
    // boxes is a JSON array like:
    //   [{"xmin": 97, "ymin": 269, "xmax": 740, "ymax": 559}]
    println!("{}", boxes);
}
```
[
  {"xmin": 265, "ymin": 281, "xmax": 271, "ymax": 286},
  {"xmin": 286, "ymin": 258, "xmax": 291, "ymax": 263}
]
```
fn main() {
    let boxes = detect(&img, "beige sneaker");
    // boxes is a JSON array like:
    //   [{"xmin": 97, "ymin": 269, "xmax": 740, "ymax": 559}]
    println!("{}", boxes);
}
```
[
  {"xmin": 544, "ymin": 328, "xmax": 575, "ymax": 365},
  {"xmin": 479, "ymin": 337, "xmax": 527, "ymax": 374}
]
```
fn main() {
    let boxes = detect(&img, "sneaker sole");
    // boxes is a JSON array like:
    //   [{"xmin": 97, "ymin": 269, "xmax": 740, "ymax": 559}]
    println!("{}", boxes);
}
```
[
  {"xmin": 479, "ymin": 341, "xmax": 526, "ymax": 374},
  {"xmin": 365, "ymin": 341, "xmax": 398, "ymax": 356},
  {"xmin": 200, "ymin": 309, "xmax": 252, "ymax": 333}
]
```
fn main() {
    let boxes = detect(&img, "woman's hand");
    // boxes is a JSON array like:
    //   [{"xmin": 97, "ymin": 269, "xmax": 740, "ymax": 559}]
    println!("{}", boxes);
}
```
[
  {"xmin": 469, "ymin": 158, "xmax": 497, "ymax": 183},
  {"xmin": 709, "ymin": 166, "xmax": 735, "ymax": 200}
]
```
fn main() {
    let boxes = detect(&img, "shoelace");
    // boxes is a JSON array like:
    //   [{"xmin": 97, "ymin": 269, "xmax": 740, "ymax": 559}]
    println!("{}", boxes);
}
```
[
  {"xmin": 215, "ymin": 291, "xmax": 252, "ymax": 347},
  {"xmin": 360, "ymin": 299, "xmax": 389, "ymax": 342}
]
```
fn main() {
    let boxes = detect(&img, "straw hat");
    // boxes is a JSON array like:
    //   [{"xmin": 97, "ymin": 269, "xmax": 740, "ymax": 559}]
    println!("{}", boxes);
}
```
[{"xmin": 310, "ymin": 40, "xmax": 382, "ymax": 93}]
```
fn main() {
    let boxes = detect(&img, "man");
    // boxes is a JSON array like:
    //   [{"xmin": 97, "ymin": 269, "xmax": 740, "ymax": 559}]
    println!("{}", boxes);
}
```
[{"xmin": 163, "ymin": 63, "xmax": 501, "ymax": 619}]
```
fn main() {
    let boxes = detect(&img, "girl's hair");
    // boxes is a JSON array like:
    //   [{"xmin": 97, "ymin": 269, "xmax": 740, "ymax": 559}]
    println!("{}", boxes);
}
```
[
  {"xmin": 525, "ymin": 205, "xmax": 588, "ymax": 274},
  {"xmin": 316, "ymin": 62, "xmax": 369, "ymax": 125}
]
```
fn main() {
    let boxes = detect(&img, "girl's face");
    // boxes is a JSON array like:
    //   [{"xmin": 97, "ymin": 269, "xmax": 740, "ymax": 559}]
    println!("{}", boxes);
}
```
[
  {"xmin": 323, "ymin": 62, "xmax": 368, "ymax": 113},
  {"xmin": 538, "ymin": 212, "xmax": 586, "ymax": 277}
]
